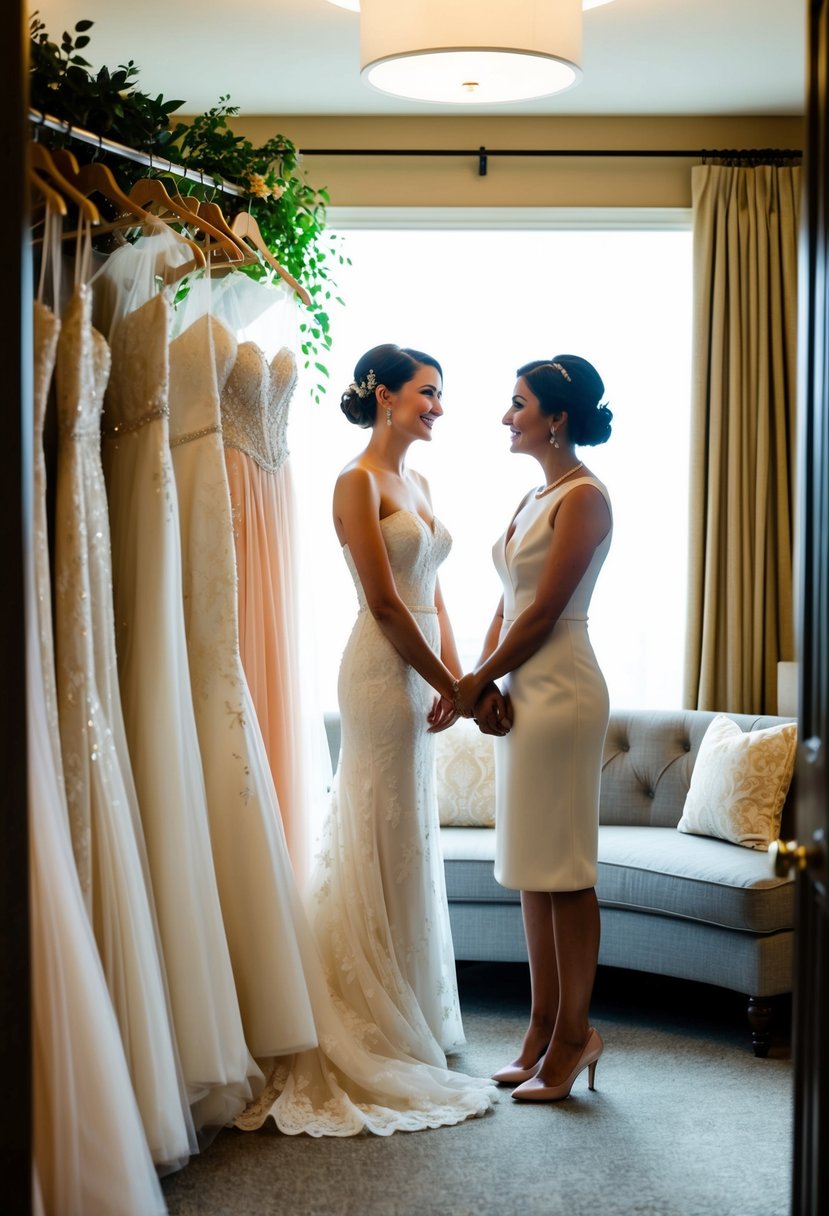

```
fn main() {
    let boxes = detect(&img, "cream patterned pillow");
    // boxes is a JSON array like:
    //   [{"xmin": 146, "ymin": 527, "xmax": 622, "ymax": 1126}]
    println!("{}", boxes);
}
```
[
  {"xmin": 435, "ymin": 718, "xmax": 496, "ymax": 828},
  {"xmin": 677, "ymin": 715, "xmax": 797, "ymax": 850}
]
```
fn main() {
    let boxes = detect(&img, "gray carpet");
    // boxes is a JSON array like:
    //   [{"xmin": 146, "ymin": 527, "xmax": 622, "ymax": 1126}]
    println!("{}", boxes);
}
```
[{"xmin": 161, "ymin": 963, "xmax": 793, "ymax": 1216}]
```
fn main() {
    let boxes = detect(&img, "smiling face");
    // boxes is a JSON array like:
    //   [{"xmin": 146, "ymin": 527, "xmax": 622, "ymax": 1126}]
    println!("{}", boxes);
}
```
[
  {"xmin": 503, "ymin": 376, "xmax": 552, "ymax": 454},
  {"xmin": 387, "ymin": 363, "xmax": 444, "ymax": 441}
]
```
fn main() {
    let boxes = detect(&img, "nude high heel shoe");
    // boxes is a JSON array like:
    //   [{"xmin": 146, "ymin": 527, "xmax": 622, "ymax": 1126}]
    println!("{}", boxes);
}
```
[
  {"xmin": 511, "ymin": 1028, "xmax": 603, "ymax": 1102},
  {"xmin": 491, "ymin": 1057, "xmax": 545, "ymax": 1086}
]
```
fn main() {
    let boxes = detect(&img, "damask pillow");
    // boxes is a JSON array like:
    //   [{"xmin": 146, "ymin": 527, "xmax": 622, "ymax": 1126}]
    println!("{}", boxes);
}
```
[
  {"xmin": 435, "ymin": 718, "xmax": 496, "ymax": 828},
  {"xmin": 677, "ymin": 715, "xmax": 797, "ymax": 851}
]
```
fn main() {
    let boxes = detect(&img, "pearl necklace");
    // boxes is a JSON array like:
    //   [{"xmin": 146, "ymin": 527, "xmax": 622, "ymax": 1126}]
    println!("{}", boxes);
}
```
[{"xmin": 534, "ymin": 461, "xmax": 584, "ymax": 499}]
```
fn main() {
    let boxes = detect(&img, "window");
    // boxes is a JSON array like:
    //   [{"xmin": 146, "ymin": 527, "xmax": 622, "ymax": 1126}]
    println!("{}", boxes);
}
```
[{"xmin": 289, "ymin": 213, "xmax": 693, "ymax": 713}]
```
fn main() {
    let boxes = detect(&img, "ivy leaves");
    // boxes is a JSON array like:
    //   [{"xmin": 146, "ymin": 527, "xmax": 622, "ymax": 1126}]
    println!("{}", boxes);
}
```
[{"xmin": 29, "ymin": 14, "xmax": 345, "ymax": 399}]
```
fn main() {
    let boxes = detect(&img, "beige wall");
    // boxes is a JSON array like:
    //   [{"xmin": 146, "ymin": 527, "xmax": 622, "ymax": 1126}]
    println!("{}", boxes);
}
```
[{"xmin": 229, "ymin": 114, "xmax": 804, "ymax": 209}]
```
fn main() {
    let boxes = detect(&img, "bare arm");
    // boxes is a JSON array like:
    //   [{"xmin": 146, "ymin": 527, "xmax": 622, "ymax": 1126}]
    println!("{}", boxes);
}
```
[
  {"xmin": 333, "ymin": 465, "xmax": 458, "ymax": 701},
  {"xmin": 456, "ymin": 484, "xmax": 611, "ymax": 715}
]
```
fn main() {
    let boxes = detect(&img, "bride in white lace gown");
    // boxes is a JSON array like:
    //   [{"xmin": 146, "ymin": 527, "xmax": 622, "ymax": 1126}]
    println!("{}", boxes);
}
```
[{"xmin": 237, "ymin": 343, "xmax": 495, "ymax": 1135}]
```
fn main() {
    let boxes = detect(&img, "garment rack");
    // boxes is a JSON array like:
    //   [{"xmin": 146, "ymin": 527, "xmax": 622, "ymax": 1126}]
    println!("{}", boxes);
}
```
[
  {"xmin": 29, "ymin": 108, "xmax": 245, "ymax": 197},
  {"xmin": 301, "ymin": 145, "xmax": 803, "ymax": 177}
]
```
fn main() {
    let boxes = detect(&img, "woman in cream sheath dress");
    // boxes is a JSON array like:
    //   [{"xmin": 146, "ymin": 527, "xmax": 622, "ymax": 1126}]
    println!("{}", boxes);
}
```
[{"xmin": 455, "ymin": 354, "xmax": 613, "ymax": 1103}]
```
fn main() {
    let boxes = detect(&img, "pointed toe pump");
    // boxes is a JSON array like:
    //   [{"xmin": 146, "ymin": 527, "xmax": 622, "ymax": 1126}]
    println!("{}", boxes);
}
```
[
  {"xmin": 491, "ymin": 1057, "xmax": 544, "ymax": 1086},
  {"xmin": 511, "ymin": 1028, "xmax": 603, "ymax": 1102}
]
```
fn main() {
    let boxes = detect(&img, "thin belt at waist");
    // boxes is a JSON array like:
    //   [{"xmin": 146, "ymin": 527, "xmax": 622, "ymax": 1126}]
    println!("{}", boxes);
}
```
[
  {"xmin": 359, "ymin": 604, "xmax": 438, "ymax": 615},
  {"xmin": 503, "ymin": 613, "xmax": 586, "ymax": 625}
]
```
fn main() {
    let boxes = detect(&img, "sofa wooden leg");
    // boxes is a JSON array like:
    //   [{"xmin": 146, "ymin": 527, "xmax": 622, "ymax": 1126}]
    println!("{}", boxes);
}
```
[{"xmin": 747, "ymin": 996, "xmax": 772, "ymax": 1056}]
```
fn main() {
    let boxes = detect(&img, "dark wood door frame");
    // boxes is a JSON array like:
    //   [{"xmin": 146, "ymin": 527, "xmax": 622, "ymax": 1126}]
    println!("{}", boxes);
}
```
[{"xmin": 0, "ymin": 2, "xmax": 33, "ymax": 1214}]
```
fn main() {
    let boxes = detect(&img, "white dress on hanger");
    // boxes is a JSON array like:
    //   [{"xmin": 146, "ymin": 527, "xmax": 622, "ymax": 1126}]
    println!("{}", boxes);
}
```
[
  {"xmin": 30, "ymin": 263, "xmax": 166, "ymax": 1216},
  {"xmin": 53, "ymin": 282, "xmax": 196, "ymax": 1171},
  {"xmin": 97, "ymin": 249, "xmax": 261, "ymax": 1131},
  {"xmin": 168, "ymin": 312, "xmax": 317, "ymax": 1059}
]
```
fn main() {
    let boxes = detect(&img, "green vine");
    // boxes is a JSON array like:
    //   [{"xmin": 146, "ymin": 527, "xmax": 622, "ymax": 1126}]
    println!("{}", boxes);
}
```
[{"xmin": 29, "ymin": 14, "xmax": 347, "ymax": 398}]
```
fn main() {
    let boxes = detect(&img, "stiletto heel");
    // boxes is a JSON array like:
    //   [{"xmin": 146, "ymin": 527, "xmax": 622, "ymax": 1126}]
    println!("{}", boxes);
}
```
[{"xmin": 511, "ymin": 1028, "xmax": 603, "ymax": 1102}]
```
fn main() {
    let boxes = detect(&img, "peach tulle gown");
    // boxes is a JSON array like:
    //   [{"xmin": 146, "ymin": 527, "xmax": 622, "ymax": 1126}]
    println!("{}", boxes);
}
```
[{"xmin": 221, "ymin": 342, "xmax": 311, "ymax": 876}]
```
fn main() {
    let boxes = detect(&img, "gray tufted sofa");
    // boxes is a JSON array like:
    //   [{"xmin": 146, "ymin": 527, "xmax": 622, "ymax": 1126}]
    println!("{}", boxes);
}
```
[{"xmin": 323, "ymin": 708, "xmax": 795, "ymax": 1055}]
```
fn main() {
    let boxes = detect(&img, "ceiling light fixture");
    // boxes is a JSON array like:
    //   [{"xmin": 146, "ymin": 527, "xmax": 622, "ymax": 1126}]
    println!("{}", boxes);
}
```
[{"xmin": 327, "ymin": 0, "xmax": 616, "ymax": 104}]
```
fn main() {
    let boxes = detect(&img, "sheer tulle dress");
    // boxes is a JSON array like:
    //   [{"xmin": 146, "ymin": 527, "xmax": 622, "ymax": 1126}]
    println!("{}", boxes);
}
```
[
  {"xmin": 168, "ymin": 313, "xmax": 317, "ymax": 1059},
  {"xmin": 29, "ymin": 279, "xmax": 166, "ymax": 1216},
  {"xmin": 98, "ymin": 262, "xmax": 261, "ymax": 1131},
  {"xmin": 53, "ymin": 282, "xmax": 195, "ymax": 1171},
  {"xmin": 221, "ymin": 341, "xmax": 313, "ymax": 876},
  {"xmin": 236, "ymin": 510, "xmax": 495, "ymax": 1137}
]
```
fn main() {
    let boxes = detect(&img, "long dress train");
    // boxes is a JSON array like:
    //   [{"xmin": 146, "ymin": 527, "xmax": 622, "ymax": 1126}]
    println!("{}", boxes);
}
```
[
  {"xmin": 54, "ymin": 283, "xmax": 195, "ymax": 1170},
  {"xmin": 168, "ymin": 313, "xmax": 317, "ymax": 1058},
  {"xmin": 99, "ymin": 281, "xmax": 260, "ymax": 1131},
  {"xmin": 236, "ymin": 510, "xmax": 495, "ymax": 1136}
]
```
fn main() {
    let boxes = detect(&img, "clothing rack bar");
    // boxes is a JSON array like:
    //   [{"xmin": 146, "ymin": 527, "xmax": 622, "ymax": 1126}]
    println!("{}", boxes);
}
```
[
  {"xmin": 301, "ymin": 145, "xmax": 803, "ymax": 177},
  {"xmin": 28, "ymin": 108, "xmax": 246, "ymax": 198}
]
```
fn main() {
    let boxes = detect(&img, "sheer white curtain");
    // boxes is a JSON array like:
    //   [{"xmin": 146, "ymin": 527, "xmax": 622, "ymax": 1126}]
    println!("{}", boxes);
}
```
[{"xmin": 288, "ymin": 218, "xmax": 693, "ymax": 713}]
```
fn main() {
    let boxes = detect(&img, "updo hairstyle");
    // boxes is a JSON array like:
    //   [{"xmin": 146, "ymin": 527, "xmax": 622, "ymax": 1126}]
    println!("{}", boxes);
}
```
[
  {"xmin": 340, "ymin": 344, "xmax": 443, "ymax": 428},
  {"xmin": 517, "ymin": 354, "xmax": 613, "ymax": 446}
]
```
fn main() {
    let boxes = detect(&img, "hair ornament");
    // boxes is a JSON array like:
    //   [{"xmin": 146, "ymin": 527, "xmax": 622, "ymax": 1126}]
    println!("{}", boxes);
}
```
[
  {"xmin": 551, "ymin": 361, "xmax": 572, "ymax": 383},
  {"xmin": 349, "ymin": 369, "xmax": 377, "ymax": 398}
]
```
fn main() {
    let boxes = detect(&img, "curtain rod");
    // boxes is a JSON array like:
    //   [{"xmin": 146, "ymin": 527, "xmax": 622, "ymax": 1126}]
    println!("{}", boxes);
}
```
[
  {"xmin": 28, "ymin": 108, "xmax": 245, "ymax": 197},
  {"xmin": 301, "ymin": 145, "xmax": 803, "ymax": 177}
]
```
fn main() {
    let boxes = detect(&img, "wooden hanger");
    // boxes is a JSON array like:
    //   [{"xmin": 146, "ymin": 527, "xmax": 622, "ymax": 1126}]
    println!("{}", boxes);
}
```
[
  {"xmin": 29, "ymin": 143, "xmax": 100, "ymax": 223},
  {"xmin": 130, "ymin": 178, "xmax": 244, "ymax": 264},
  {"xmin": 173, "ymin": 196, "xmax": 251, "ymax": 266},
  {"xmin": 29, "ymin": 167, "xmax": 68, "ymax": 217},
  {"xmin": 230, "ymin": 210, "xmax": 312, "ymax": 305}
]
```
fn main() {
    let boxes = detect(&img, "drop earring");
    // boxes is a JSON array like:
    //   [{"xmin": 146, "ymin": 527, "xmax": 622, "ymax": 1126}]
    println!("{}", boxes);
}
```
[
  {"xmin": 549, "ymin": 426, "xmax": 559, "ymax": 448},
  {"xmin": 386, "ymin": 407, "xmax": 393, "ymax": 427}
]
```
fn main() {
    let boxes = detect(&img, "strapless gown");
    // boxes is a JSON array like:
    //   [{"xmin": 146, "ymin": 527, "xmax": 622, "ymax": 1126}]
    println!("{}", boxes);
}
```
[
  {"xmin": 101, "ymin": 290, "xmax": 260, "ymax": 1131},
  {"xmin": 30, "ymin": 297, "xmax": 166, "ymax": 1216},
  {"xmin": 221, "ymin": 342, "xmax": 314, "ymax": 877},
  {"xmin": 168, "ymin": 315, "xmax": 316, "ymax": 1060},
  {"xmin": 492, "ymin": 476, "xmax": 612, "ymax": 892},
  {"xmin": 236, "ymin": 510, "xmax": 494, "ymax": 1136},
  {"xmin": 54, "ymin": 284, "xmax": 195, "ymax": 1170}
]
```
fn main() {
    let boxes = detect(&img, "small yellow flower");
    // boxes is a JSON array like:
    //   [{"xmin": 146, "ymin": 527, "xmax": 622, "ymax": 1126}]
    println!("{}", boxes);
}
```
[
  {"xmin": 247, "ymin": 172, "xmax": 270, "ymax": 198},
  {"xmin": 271, "ymin": 183, "xmax": 284, "ymax": 201}
]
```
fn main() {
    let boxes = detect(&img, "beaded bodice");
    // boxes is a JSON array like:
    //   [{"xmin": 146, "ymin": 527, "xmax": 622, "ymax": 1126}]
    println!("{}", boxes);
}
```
[
  {"xmin": 33, "ymin": 300, "xmax": 60, "ymax": 442},
  {"xmin": 344, "ymin": 510, "xmax": 452, "ymax": 615},
  {"xmin": 55, "ymin": 286, "xmax": 111, "ymax": 440},
  {"xmin": 220, "ymin": 342, "xmax": 296, "ymax": 473}
]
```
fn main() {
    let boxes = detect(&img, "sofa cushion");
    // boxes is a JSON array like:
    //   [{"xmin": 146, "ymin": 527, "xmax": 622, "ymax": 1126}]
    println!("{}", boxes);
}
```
[
  {"xmin": 435, "ymin": 719, "xmax": 496, "ymax": 827},
  {"xmin": 598, "ymin": 826, "xmax": 794, "ymax": 933},
  {"xmin": 676, "ymin": 715, "xmax": 797, "ymax": 850},
  {"xmin": 440, "ymin": 825, "xmax": 794, "ymax": 934}
]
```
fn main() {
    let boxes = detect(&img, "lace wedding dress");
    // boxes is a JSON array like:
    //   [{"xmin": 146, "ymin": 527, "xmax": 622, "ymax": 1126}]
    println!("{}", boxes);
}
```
[
  {"xmin": 236, "ymin": 510, "xmax": 495, "ymax": 1136},
  {"xmin": 98, "ymin": 269, "xmax": 260, "ymax": 1132},
  {"xmin": 168, "ymin": 313, "xmax": 317, "ymax": 1059},
  {"xmin": 30, "ymin": 277, "xmax": 166, "ymax": 1216},
  {"xmin": 53, "ymin": 282, "xmax": 195, "ymax": 1170}
]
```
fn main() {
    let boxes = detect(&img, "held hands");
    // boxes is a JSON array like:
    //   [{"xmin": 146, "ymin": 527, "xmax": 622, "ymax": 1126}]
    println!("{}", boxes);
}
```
[
  {"xmin": 427, "ymin": 693, "xmax": 459, "ymax": 734},
  {"xmin": 454, "ymin": 675, "xmax": 513, "ymax": 736}
]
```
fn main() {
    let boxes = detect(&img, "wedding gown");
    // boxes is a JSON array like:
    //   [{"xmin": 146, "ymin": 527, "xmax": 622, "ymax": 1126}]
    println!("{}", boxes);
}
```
[
  {"xmin": 236, "ymin": 509, "xmax": 495, "ymax": 1136},
  {"xmin": 99, "ymin": 276, "xmax": 260, "ymax": 1131},
  {"xmin": 53, "ymin": 282, "xmax": 195, "ymax": 1170},
  {"xmin": 221, "ymin": 341, "xmax": 313, "ymax": 876},
  {"xmin": 168, "ymin": 313, "xmax": 317, "ymax": 1059},
  {"xmin": 30, "ymin": 290, "xmax": 166, "ymax": 1216}
]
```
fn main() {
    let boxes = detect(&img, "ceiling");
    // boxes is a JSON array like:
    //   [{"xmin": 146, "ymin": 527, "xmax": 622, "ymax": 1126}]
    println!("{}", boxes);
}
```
[{"xmin": 33, "ymin": 0, "xmax": 805, "ymax": 118}]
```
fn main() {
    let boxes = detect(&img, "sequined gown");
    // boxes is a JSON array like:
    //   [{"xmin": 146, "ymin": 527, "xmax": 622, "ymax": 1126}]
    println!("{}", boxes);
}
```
[
  {"xmin": 30, "ymin": 296, "xmax": 166, "ymax": 1216},
  {"xmin": 53, "ymin": 284, "xmax": 195, "ymax": 1170},
  {"xmin": 236, "ymin": 510, "xmax": 495, "ymax": 1137},
  {"xmin": 168, "ymin": 315, "xmax": 316, "ymax": 1059},
  {"xmin": 221, "ymin": 343, "xmax": 312, "ymax": 876},
  {"xmin": 101, "ymin": 288, "xmax": 260, "ymax": 1131}
]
